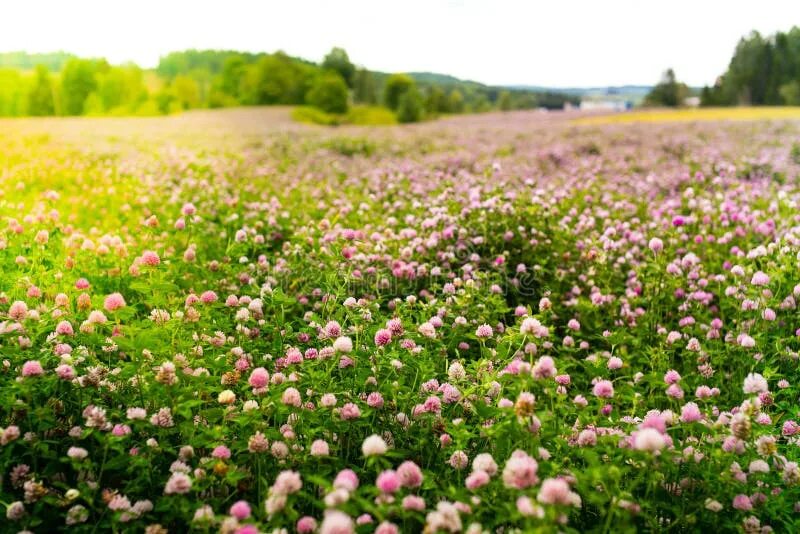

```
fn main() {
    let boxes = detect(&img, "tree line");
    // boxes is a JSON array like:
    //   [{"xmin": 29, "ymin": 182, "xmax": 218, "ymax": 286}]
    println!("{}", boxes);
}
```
[
  {"xmin": 0, "ymin": 57, "xmax": 155, "ymax": 117},
  {"xmin": 701, "ymin": 26, "xmax": 800, "ymax": 106},
  {"xmin": 645, "ymin": 26, "xmax": 800, "ymax": 108},
  {"xmin": 0, "ymin": 48, "xmax": 577, "ymax": 121}
]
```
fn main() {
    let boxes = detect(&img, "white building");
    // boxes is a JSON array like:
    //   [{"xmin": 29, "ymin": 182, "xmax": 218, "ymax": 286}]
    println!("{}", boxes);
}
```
[{"xmin": 578, "ymin": 100, "xmax": 631, "ymax": 111}]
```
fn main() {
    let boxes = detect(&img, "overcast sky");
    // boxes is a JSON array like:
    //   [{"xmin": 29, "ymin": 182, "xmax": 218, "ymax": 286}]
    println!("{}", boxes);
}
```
[{"xmin": 2, "ymin": 0, "xmax": 798, "ymax": 87}]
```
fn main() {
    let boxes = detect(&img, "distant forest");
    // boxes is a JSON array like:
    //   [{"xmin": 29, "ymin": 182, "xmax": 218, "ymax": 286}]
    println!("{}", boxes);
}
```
[
  {"xmin": 646, "ymin": 26, "xmax": 800, "ymax": 108},
  {"xmin": 6, "ymin": 25, "xmax": 800, "ymax": 120},
  {"xmin": 701, "ymin": 26, "xmax": 800, "ymax": 106},
  {"xmin": 0, "ymin": 48, "xmax": 578, "ymax": 121}
]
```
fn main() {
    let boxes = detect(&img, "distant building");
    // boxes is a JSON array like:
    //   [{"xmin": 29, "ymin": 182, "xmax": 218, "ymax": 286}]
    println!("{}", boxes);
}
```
[
  {"xmin": 684, "ymin": 96, "xmax": 700, "ymax": 108},
  {"xmin": 578, "ymin": 100, "xmax": 631, "ymax": 111}
]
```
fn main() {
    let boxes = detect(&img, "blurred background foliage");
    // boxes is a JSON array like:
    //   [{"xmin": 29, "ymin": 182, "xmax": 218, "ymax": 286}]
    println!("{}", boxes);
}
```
[
  {"xmin": 3, "ymin": 24, "xmax": 800, "ymax": 122},
  {"xmin": 0, "ymin": 47, "xmax": 577, "ymax": 123},
  {"xmin": 645, "ymin": 27, "xmax": 800, "ymax": 108}
]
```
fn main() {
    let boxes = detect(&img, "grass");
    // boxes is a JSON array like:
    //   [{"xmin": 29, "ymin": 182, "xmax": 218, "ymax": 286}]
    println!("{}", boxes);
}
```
[
  {"xmin": 572, "ymin": 106, "xmax": 800, "ymax": 125},
  {"xmin": 292, "ymin": 105, "xmax": 397, "ymax": 126}
]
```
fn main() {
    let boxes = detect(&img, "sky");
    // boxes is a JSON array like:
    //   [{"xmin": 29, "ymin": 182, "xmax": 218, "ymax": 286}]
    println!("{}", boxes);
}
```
[{"xmin": 2, "ymin": 0, "xmax": 798, "ymax": 87}]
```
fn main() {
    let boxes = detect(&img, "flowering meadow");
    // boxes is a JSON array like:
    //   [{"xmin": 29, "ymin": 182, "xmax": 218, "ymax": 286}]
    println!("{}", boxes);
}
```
[{"xmin": 2, "ymin": 108, "xmax": 800, "ymax": 533}]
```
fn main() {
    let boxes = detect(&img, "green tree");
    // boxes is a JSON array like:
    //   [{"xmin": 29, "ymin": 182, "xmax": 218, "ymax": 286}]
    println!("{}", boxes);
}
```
[
  {"xmin": 498, "ymin": 90, "xmax": 512, "ymax": 111},
  {"xmin": 383, "ymin": 73, "xmax": 415, "ymax": 110},
  {"xmin": 155, "ymin": 89, "xmax": 177, "ymax": 114},
  {"xmin": 470, "ymin": 93, "xmax": 492, "ymax": 113},
  {"xmin": 156, "ymin": 50, "xmax": 253, "ymax": 79},
  {"xmin": 322, "ymin": 47, "xmax": 355, "ymax": 87},
  {"xmin": 0, "ymin": 69, "xmax": 27, "ymax": 116},
  {"xmin": 397, "ymin": 86, "xmax": 423, "ymax": 123},
  {"xmin": 97, "ymin": 65, "xmax": 146, "ymax": 112},
  {"xmin": 726, "ymin": 33, "xmax": 773, "ymax": 104},
  {"xmin": 513, "ymin": 92, "xmax": 538, "ymax": 109},
  {"xmin": 188, "ymin": 68, "xmax": 212, "ymax": 107},
  {"xmin": 240, "ymin": 53, "xmax": 313, "ymax": 105},
  {"xmin": 706, "ymin": 27, "xmax": 800, "ymax": 106},
  {"xmin": 447, "ymin": 89, "xmax": 464, "ymax": 113},
  {"xmin": 27, "ymin": 65, "xmax": 55, "ymax": 116},
  {"xmin": 780, "ymin": 81, "xmax": 800, "ymax": 105},
  {"xmin": 306, "ymin": 72, "xmax": 349, "ymax": 113},
  {"xmin": 219, "ymin": 55, "xmax": 247, "ymax": 100},
  {"xmin": 171, "ymin": 75, "xmax": 201, "ymax": 109},
  {"xmin": 700, "ymin": 86, "xmax": 715, "ymax": 106},
  {"xmin": 425, "ymin": 86, "xmax": 447, "ymax": 115},
  {"xmin": 353, "ymin": 68, "xmax": 377, "ymax": 104},
  {"xmin": 60, "ymin": 58, "xmax": 98, "ymax": 115},
  {"xmin": 0, "ymin": 51, "xmax": 74, "ymax": 71},
  {"xmin": 645, "ymin": 69, "xmax": 688, "ymax": 107}
]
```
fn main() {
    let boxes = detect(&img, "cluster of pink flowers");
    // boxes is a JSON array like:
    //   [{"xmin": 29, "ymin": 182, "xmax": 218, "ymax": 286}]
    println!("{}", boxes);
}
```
[{"xmin": 1, "ymin": 111, "xmax": 800, "ymax": 532}]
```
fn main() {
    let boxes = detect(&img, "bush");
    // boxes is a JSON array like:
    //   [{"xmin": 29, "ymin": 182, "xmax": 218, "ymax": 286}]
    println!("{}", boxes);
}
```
[
  {"xmin": 292, "ymin": 105, "xmax": 397, "ymax": 126},
  {"xmin": 383, "ymin": 73, "xmax": 415, "ymax": 111},
  {"xmin": 397, "ymin": 88, "xmax": 424, "ymax": 123},
  {"xmin": 306, "ymin": 72, "xmax": 349, "ymax": 114},
  {"xmin": 291, "ymin": 106, "xmax": 341, "ymax": 125},
  {"xmin": 345, "ymin": 105, "xmax": 397, "ymax": 125},
  {"xmin": 133, "ymin": 99, "xmax": 162, "ymax": 116}
]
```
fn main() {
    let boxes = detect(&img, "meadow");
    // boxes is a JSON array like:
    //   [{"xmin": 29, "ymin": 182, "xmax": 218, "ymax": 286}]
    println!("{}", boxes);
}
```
[
  {"xmin": 1, "ymin": 107, "xmax": 800, "ymax": 533},
  {"xmin": 572, "ymin": 106, "xmax": 800, "ymax": 125}
]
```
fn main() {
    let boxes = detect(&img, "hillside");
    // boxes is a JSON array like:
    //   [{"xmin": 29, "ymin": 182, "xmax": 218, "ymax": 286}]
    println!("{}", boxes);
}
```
[{"xmin": 0, "ymin": 49, "xmax": 579, "ymax": 118}]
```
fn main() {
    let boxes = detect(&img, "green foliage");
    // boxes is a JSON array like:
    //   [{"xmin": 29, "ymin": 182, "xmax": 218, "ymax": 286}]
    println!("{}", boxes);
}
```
[
  {"xmin": 644, "ymin": 69, "xmax": 689, "ymax": 107},
  {"xmin": 322, "ymin": 47, "xmax": 355, "ymax": 87},
  {"xmin": 448, "ymin": 89, "xmax": 465, "ymax": 113},
  {"xmin": 218, "ymin": 55, "xmax": 247, "ymax": 100},
  {"xmin": 60, "ymin": 59, "xmax": 99, "ymax": 115},
  {"xmin": 469, "ymin": 92, "xmax": 492, "ymax": 113},
  {"xmin": 353, "ymin": 68, "xmax": 377, "ymax": 104},
  {"xmin": 132, "ymin": 99, "xmax": 162, "ymax": 116},
  {"xmin": 0, "ymin": 51, "xmax": 75, "ymax": 71},
  {"xmin": 240, "ymin": 53, "xmax": 312, "ymax": 105},
  {"xmin": 1, "ymin": 56, "xmax": 155, "ymax": 117},
  {"xmin": 779, "ymin": 81, "xmax": 800, "ymax": 105},
  {"xmin": 207, "ymin": 89, "xmax": 238, "ymax": 109},
  {"xmin": 292, "ymin": 105, "xmax": 396, "ymax": 126},
  {"xmin": 320, "ymin": 135, "xmax": 376, "ymax": 156},
  {"xmin": 425, "ymin": 85, "xmax": 447, "ymax": 115},
  {"xmin": 535, "ymin": 91, "xmax": 577, "ymax": 109},
  {"xmin": 498, "ymin": 90, "xmax": 512, "ymax": 111},
  {"xmin": 345, "ymin": 105, "xmax": 396, "ymax": 125},
  {"xmin": 170, "ymin": 75, "xmax": 201, "ymax": 110},
  {"xmin": 82, "ymin": 92, "xmax": 105, "ymax": 116},
  {"xmin": 97, "ymin": 65, "xmax": 147, "ymax": 112},
  {"xmin": 156, "ymin": 89, "xmax": 179, "ymax": 114},
  {"xmin": 726, "ymin": 32, "xmax": 774, "ymax": 104},
  {"xmin": 383, "ymin": 73, "xmax": 415, "ymax": 111},
  {"xmin": 292, "ymin": 106, "xmax": 341, "ymax": 125},
  {"xmin": 381, "ymin": 72, "xmax": 571, "ymax": 111},
  {"xmin": 156, "ymin": 49, "xmax": 259, "ymax": 79},
  {"xmin": 306, "ymin": 72, "xmax": 349, "ymax": 114},
  {"xmin": 703, "ymin": 26, "xmax": 800, "ymax": 106},
  {"xmin": 0, "ymin": 69, "xmax": 28, "ymax": 116},
  {"xmin": 397, "ymin": 86, "xmax": 424, "ymax": 123},
  {"xmin": 699, "ymin": 86, "xmax": 718, "ymax": 107},
  {"xmin": 27, "ymin": 65, "xmax": 55, "ymax": 116},
  {"xmin": 0, "ymin": 47, "xmax": 576, "ymax": 118}
]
